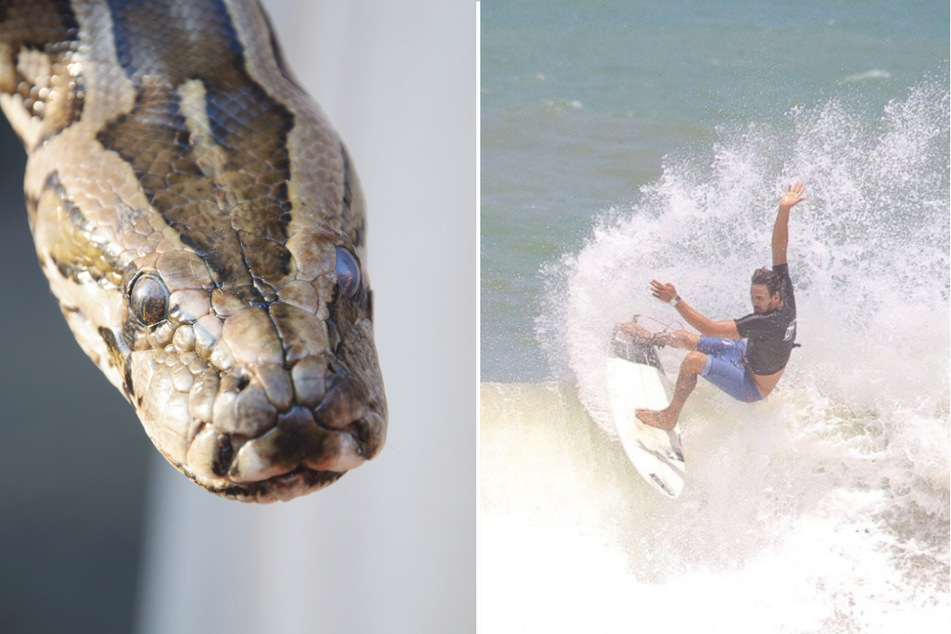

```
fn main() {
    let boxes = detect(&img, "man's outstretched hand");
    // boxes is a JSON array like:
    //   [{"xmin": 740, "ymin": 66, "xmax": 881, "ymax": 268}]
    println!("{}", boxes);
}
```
[
  {"xmin": 779, "ymin": 182, "xmax": 806, "ymax": 210},
  {"xmin": 650, "ymin": 279, "xmax": 679, "ymax": 304}
]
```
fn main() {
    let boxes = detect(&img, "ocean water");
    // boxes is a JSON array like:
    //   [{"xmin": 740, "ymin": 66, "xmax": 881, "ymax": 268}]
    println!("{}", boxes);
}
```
[{"xmin": 480, "ymin": 1, "xmax": 949, "ymax": 631}]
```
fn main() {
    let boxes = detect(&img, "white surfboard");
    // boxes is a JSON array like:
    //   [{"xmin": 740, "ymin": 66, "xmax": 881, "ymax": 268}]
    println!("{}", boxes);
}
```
[{"xmin": 606, "ymin": 329, "xmax": 685, "ymax": 498}]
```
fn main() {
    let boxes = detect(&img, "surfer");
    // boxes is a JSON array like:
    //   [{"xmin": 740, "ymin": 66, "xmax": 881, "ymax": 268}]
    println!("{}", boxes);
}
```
[{"xmin": 622, "ymin": 183, "xmax": 805, "ymax": 430}]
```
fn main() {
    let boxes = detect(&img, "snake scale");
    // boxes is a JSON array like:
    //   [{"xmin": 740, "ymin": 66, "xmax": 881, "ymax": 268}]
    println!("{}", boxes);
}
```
[{"xmin": 0, "ymin": 0, "xmax": 386, "ymax": 503}]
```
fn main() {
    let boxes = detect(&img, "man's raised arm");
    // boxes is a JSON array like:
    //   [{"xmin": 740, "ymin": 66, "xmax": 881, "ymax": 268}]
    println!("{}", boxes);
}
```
[{"xmin": 772, "ymin": 183, "xmax": 805, "ymax": 266}]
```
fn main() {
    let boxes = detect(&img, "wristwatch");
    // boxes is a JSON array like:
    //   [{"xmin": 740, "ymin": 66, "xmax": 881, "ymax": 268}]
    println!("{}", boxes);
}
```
[{"xmin": 669, "ymin": 296, "xmax": 681, "ymax": 307}]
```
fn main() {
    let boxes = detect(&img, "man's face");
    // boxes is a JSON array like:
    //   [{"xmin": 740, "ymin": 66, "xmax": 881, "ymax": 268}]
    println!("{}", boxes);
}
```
[{"xmin": 750, "ymin": 283, "xmax": 781, "ymax": 315}]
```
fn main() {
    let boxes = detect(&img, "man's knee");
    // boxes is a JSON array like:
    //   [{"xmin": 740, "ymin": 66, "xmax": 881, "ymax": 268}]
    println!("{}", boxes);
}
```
[
  {"xmin": 674, "ymin": 330, "xmax": 701, "ymax": 350},
  {"xmin": 682, "ymin": 351, "xmax": 707, "ymax": 374}
]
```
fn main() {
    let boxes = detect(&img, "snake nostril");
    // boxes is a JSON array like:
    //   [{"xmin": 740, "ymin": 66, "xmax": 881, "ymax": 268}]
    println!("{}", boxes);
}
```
[
  {"xmin": 212, "ymin": 435, "xmax": 235, "ymax": 477},
  {"xmin": 350, "ymin": 418, "xmax": 373, "ymax": 457},
  {"xmin": 235, "ymin": 375, "xmax": 250, "ymax": 392},
  {"xmin": 355, "ymin": 420, "xmax": 370, "ymax": 444}
]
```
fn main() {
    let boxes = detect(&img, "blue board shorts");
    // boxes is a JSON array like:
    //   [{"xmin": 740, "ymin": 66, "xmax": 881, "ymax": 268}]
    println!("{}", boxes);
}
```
[{"xmin": 696, "ymin": 337, "xmax": 763, "ymax": 403}]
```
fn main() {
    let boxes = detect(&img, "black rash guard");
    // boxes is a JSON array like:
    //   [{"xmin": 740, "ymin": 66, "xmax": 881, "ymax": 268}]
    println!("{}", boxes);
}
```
[{"xmin": 734, "ymin": 264, "xmax": 797, "ymax": 375}]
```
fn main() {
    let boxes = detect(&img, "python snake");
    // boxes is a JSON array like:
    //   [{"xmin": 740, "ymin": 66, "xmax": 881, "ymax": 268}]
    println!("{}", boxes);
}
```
[{"xmin": 0, "ymin": 0, "xmax": 386, "ymax": 503}]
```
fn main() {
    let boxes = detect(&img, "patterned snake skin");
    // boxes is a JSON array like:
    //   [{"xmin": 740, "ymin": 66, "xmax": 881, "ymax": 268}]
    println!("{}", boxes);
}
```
[{"xmin": 0, "ymin": 0, "xmax": 387, "ymax": 502}]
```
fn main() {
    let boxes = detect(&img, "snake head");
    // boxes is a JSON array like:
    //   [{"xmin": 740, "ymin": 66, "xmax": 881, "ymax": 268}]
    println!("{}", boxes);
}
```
[{"xmin": 113, "ymin": 235, "xmax": 387, "ymax": 503}]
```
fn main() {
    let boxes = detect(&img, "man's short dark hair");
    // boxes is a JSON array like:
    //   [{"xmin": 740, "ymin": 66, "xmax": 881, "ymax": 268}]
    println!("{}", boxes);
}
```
[{"xmin": 752, "ymin": 268, "xmax": 781, "ymax": 296}]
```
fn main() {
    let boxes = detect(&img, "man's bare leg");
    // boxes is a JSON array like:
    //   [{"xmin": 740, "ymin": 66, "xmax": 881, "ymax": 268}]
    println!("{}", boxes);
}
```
[{"xmin": 636, "ymin": 351, "xmax": 707, "ymax": 430}]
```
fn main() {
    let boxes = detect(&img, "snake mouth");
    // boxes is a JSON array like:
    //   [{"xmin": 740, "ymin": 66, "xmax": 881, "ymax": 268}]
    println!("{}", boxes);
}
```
[
  {"xmin": 271, "ymin": 465, "xmax": 310, "ymax": 483},
  {"xmin": 178, "ymin": 400, "xmax": 386, "ymax": 502},
  {"xmin": 251, "ymin": 465, "xmax": 346, "ymax": 503},
  {"xmin": 190, "ymin": 466, "xmax": 346, "ymax": 504},
  {"xmin": 269, "ymin": 465, "xmax": 344, "ymax": 488}
]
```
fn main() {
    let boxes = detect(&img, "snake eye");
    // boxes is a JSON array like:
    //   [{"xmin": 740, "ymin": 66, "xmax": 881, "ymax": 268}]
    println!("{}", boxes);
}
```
[
  {"xmin": 130, "ymin": 272, "xmax": 170, "ymax": 325},
  {"xmin": 334, "ymin": 247, "xmax": 361, "ymax": 298}
]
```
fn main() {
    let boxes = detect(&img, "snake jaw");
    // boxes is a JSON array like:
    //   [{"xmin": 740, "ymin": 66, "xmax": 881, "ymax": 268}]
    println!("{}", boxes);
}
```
[{"xmin": 184, "ymin": 465, "xmax": 346, "ymax": 505}]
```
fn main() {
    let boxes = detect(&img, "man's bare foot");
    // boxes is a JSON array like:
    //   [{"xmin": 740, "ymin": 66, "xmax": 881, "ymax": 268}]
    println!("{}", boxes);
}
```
[{"xmin": 635, "ymin": 408, "xmax": 677, "ymax": 430}]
